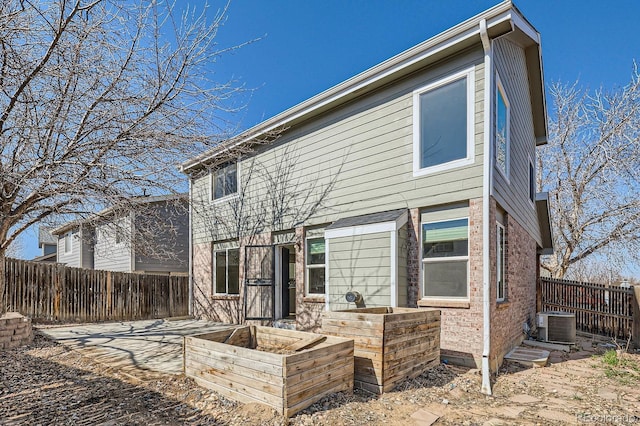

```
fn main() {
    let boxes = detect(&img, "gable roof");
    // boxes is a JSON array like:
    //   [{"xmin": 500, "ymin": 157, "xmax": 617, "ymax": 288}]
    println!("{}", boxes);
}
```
[
  {"xmin": 38, "ymin": 226, "xmax": 57, "ymax": 247},
  {"xmin": 182, "ymin": 0, "xmax": 547, "ymax": 173},
  {"xmin": 51, "ymin": 193, "xmax": 186, "ymax": 235}
]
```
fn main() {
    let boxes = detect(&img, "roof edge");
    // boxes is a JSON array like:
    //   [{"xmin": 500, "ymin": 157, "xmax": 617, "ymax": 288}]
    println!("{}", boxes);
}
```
[{"xmin": 182, "ymin": 1, "xmax": 523, "ymax": 173}]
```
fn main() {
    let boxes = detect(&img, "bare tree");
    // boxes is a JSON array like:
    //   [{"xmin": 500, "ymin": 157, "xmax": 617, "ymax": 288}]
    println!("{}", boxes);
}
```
[
  {"xmin": 0, "ymin": 0, "xmax": 249, "ymax": 313},
  {"xmin": 540, "ymin": 68, "xmax": 640, "ymax": 278},
  {"xmin": 189, "ymin": 139, "xmax": 346, "ymax": 322}
]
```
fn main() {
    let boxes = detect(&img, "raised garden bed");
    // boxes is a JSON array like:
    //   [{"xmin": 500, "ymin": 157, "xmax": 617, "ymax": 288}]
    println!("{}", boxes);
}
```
[
  {"xmin": 321, "ymin": 307, "xmax": 440, "ymax": 394},
  {"xmin": 184, "ymin": 326, "xmax": 353, "ymax": 417}
]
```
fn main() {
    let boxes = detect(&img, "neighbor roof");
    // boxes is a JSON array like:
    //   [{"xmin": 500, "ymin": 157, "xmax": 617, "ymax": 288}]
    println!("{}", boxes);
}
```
[
  {"xmin": 51, "ymin": 193, "xmax": 186, "ymax": 235},
  {"xmin": 38, "ymin": 226, "xmax": 57, "ymax": 247},
  {"xmin": 181, "ymin": 0, "xmax": 547, "ymax": 173}
]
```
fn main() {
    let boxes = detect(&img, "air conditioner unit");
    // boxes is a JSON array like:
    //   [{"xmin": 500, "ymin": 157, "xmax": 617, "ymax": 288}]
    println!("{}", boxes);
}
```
[{"xmin": 537, "ymin": 311, "xmax": 576, "ymax": 344}]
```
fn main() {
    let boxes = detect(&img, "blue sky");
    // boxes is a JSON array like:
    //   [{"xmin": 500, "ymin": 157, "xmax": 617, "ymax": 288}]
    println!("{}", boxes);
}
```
[
  {"xmin": 208, "ymin": 0, "xmax": 640, "ymax": 131},
  {"xmin": 21, "ymin": 0, "xmax": 640, "ymax": 260}
]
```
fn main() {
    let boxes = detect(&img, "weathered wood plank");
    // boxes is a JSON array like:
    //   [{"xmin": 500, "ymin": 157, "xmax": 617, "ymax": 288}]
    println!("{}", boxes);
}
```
[
  {"xmin": 322, "ymin": 308, "xmax": 440, "ymax": 394},
  {"xmin": 3, "ymin": 258, "xmax": 189, "ymax": 322}
]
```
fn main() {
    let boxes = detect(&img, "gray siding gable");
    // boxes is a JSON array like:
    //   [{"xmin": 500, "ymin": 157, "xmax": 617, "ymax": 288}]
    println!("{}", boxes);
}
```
[
  {"xmin": 192, "ymin": 47, "xmax": 487, "ymax": 244},
  {"xmin": 492, "ymin": 37, "xmax": 542, "ymax": 245}
]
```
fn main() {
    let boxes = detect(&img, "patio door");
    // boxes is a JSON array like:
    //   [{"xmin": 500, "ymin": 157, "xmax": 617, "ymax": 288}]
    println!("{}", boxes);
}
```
[{"xmin": 243, "ymin": 245, "xmax": 275, "ymax": 321}]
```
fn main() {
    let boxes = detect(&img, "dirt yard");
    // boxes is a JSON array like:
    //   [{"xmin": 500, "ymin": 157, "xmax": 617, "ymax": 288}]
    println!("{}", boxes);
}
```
[{"xmin": 1, "ymin": 333, "xmax": 639, "ymax": 425}]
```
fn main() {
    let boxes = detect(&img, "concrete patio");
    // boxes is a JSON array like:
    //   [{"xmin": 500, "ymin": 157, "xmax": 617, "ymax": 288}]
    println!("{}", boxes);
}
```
[{"xmin": 39, "ymin": 318, "xmax": 231, "ymax": 376}]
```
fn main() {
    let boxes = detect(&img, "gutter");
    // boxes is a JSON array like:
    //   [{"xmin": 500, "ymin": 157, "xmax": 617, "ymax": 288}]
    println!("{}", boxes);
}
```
[
  {"xmin": 188, "ymin": 178, "xmax": 194, "ymax": 317},
  {"xmin": 480, "ymin": 18, "xmax": 494, "ymax": 396}
]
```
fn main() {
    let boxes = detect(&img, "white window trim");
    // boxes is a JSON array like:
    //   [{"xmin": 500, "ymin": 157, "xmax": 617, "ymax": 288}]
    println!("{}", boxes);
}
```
[
  {"xmin": 495, "ymin": 73, "xmax": 510, "ymax": 183},
  {"xmin": 213, "ymin": 247, "xmax": 240, "ymax": 295},
  {"xmin": 412, "ymin": 66, "xmax": 476, "ymax": 177},
  {"xmin": 496, "ymin": 222, "xmax": 506, "ymax": 302},
  {"xmin": 63, "ymin": 232, "xmax": 72, "ymax": 254},
  {"xmin": 210, "ymin": 161, "xmax": 241, "ymax": 204},
  {"xmin": 420, "ymin": 216, "xmax": 470, "ymax": 301},
  {"xmin": 305, "ymin": 236, "xmax": 326, "ymax": 297}
]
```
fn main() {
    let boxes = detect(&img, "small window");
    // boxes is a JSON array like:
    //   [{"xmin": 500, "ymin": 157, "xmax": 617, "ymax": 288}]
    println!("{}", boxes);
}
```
[
  {"xmin": 529, "ymin": 160, "xmax": 535, "ymax": 202},
  {"xmin": 212, "ymin": 163, "xmax": 238, "ymax": 200},
  {"xmin": 422, "ymin": 218, "xmax": 469, "ymax": 299},
  {"xmin": 495, "ymin": 77, "xmax": 510, "ymax": 178},
  {"xmin": 214, "ymin": 248, "xmax": 240, "ymax": 294},
  {"xmin": 63, "ymin": 232, "xmax": 72, "ymax": 254},
  {"xmin": 306, "ymin": 238, "xmax": 325, "ymax": 295},
  {"xmin": 496, "ymin": 223, "xmax": 506, "ymax": 302},
  {"xmin": 413, "ymin": 68, "xmax": 474, "ymax": 176}
]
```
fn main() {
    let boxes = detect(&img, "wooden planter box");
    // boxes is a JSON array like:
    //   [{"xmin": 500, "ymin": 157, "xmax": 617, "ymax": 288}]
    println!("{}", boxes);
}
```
[
  {"xmin": 184, "ymin": 326, "xmax": 353, "ymax": 417},
  {"xmin": 321, "ymin": 307, "xmax": 440, "ymax": 394}
]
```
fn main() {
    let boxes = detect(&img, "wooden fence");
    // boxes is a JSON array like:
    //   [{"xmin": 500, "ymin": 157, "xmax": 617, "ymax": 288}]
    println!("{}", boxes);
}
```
[
  {"xmin": 540, "ymin": 277, "xmax": 634, "ymax": 340},
  {"xmin": 3, "ymin": 258, "xmax": 189, "ymax": 323}
]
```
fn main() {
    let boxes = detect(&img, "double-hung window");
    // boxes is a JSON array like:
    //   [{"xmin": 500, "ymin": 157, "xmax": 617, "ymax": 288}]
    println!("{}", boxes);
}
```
[
  {"xmin": 64, "ymin": 232, "xmax": 72, "ymax": 254},
  {"xmin": 422, "ymin": 218, "xmax": 469, "ymax": 299},
  {"xmin": 529, "ymin": 158, "xmax": 536, "ymax": 203},
  {"xmin": 495, "ymin": 76, "xmax": 510, "ymax": 178},
  {"xmin": 413, "ymin": 67, "xmax": 475, "ymax": 176},
  {"xmin": 214, "ymin": 248, "xmax": 240, "ymax": 294},
  {"xmin": 496, "ymin": 223, "xmax": 506, "ymax": 302},
  {"xmin": 212, "ymin": 162, "xmax": 238, "ymax": 200},
  {"xmin": 306, "ymin": 238, "xmax": 325, "ymax": 295}
]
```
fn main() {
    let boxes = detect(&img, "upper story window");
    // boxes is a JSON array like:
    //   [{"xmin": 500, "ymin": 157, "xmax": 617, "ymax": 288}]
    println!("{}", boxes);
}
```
[
  {"xmin": 495, "ymin": 75, "xmax": 510, "ymax": 178},
  {"xmin": 413, "ymin": 67, "xmax": 475, "ymax": 177},
  {"xmin": 63, "ymin": 231, "xmax": 72, "ymax": 254},
  {"xmin": 212, "ymin": 162, "xmax": 237, "ymax": 200}
]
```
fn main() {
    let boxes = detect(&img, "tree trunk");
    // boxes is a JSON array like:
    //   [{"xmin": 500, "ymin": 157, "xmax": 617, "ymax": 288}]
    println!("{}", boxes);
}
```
[{"xmin": 0, "ymin": 251, "xmax": 6, "ymax": 316}]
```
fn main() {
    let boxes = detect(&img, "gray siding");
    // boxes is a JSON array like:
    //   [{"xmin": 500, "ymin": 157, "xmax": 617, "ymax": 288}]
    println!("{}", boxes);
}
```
[
  {"xmin": 192, "ymin": 47, "xmax": 486, "ymax": 244},
  {"xmin": 56, "ymin": 228, "xmax": 81, "ymax": 267},
  {"xmin": 93, "ymin": 218, "xmax": 132, "ymax": 272},
  {"xmin": 134, "ymin": 201, "xmax": 189, "ymax": 273},
  {"xmin": 397, "ymin": 224, "xmax": 408, "ymax": 307},
  {"xmin": 81, "ymin": 229, "xmax": 94, "ymax": 269},
  {"xmin": 492, "ymin": 38, "xmax": 542, "ymax": 245},
  {"xmin": 328, "ymin": 232, "xmax": 391, "ymax": 310}
]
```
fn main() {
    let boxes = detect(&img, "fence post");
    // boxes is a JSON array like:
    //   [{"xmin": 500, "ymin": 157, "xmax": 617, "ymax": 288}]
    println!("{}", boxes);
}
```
[{"xmin": 633, "ymin": 286, "xmax": 640, "ymax": 349}]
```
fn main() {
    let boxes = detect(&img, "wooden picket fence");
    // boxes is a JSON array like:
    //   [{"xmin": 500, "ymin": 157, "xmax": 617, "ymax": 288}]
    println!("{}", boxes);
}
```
[
  {"xmin": 540, "ymin": 277, "xmax": 634, "ymax": 340},
  {"xmin": 3, "ymin": 258, "xmax": 189, "ymax": 323}
]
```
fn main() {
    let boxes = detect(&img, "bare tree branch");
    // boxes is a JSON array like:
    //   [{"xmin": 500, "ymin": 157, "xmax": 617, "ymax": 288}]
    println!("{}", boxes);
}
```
[{"xmin": 541, "ymin": 66, "xmax": 640, "ymax": 278}]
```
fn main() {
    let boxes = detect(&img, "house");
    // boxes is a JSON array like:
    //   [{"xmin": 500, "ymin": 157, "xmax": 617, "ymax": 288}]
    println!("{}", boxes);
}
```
[
  {"xmin": 32, "ymin": 227, "xmax": 57, "ymax": 262},
  {"xmin": 181, "ymin": 0, "xmax": 553, "ymax": 387},
  {"xmin": 52, "ymin": 194, "xmax": 189, "ymax": 275}
]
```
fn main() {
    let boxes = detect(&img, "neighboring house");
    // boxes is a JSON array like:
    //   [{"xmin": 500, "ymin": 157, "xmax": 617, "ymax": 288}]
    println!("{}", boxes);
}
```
[
  {"xmin": 33, "ymin": 227, "xmax": 58, "ymax": 262},
  {"xmin": 52, "ymin": 195, "xmax": 189, "ymax": 275},
  {"xmin": 182, "ymin": 0, "xmax": 553, "ymax": 379}
]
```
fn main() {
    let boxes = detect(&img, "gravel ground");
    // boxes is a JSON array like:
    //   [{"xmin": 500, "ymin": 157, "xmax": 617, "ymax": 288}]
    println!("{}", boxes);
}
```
[{"xmin": 1, "ymin": 333, "xmax": 639, "ymax": 425}]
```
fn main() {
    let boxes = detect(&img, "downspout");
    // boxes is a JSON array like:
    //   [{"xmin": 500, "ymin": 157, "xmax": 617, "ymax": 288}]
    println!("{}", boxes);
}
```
[
  {"xmin": 188, "ymin": 178, "xmax": 194, "ymax": 317},
  {"xmin": 480, "ymin": 18, "xmax": 493, "ymax": 396}
]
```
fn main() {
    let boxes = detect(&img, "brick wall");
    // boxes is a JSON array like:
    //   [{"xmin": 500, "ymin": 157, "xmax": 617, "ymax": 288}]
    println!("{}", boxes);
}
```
[
  {"xmin": 0, "ymin": 312, "xmax": 32, "ymax": 349},
  {"xmin": 409, "ymin": 198, "xmax": 485, "ymax": 367},
  {"xmin": 295, "ymin": 226, "xmax": 325, "ymax": 332},
  {"xmin": 490, "ymin": 209, "xmax": 537, "ymax": 367},
  {"xmin": 192, "ymin": 241, "xmax": 242, "ymax": 323},
  {"xmin": 407, "ymin": 208, "xmax": 420, "ymax": 308}
]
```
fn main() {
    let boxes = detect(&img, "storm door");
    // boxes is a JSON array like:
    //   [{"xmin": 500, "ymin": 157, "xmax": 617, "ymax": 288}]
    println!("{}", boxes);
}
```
[{"xmin": 243, "ymin": 245, "xmax": 275, "ymax": 321}]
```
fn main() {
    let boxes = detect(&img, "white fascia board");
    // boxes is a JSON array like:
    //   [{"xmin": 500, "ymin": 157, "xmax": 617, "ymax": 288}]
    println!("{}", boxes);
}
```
[
  {"xmin": 390, "ymin": 230, "xmax": 398, "ymax": 308},
  {"xmin": 182, "ymin": 4, "xmax": 517, "ymax": 172}
]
